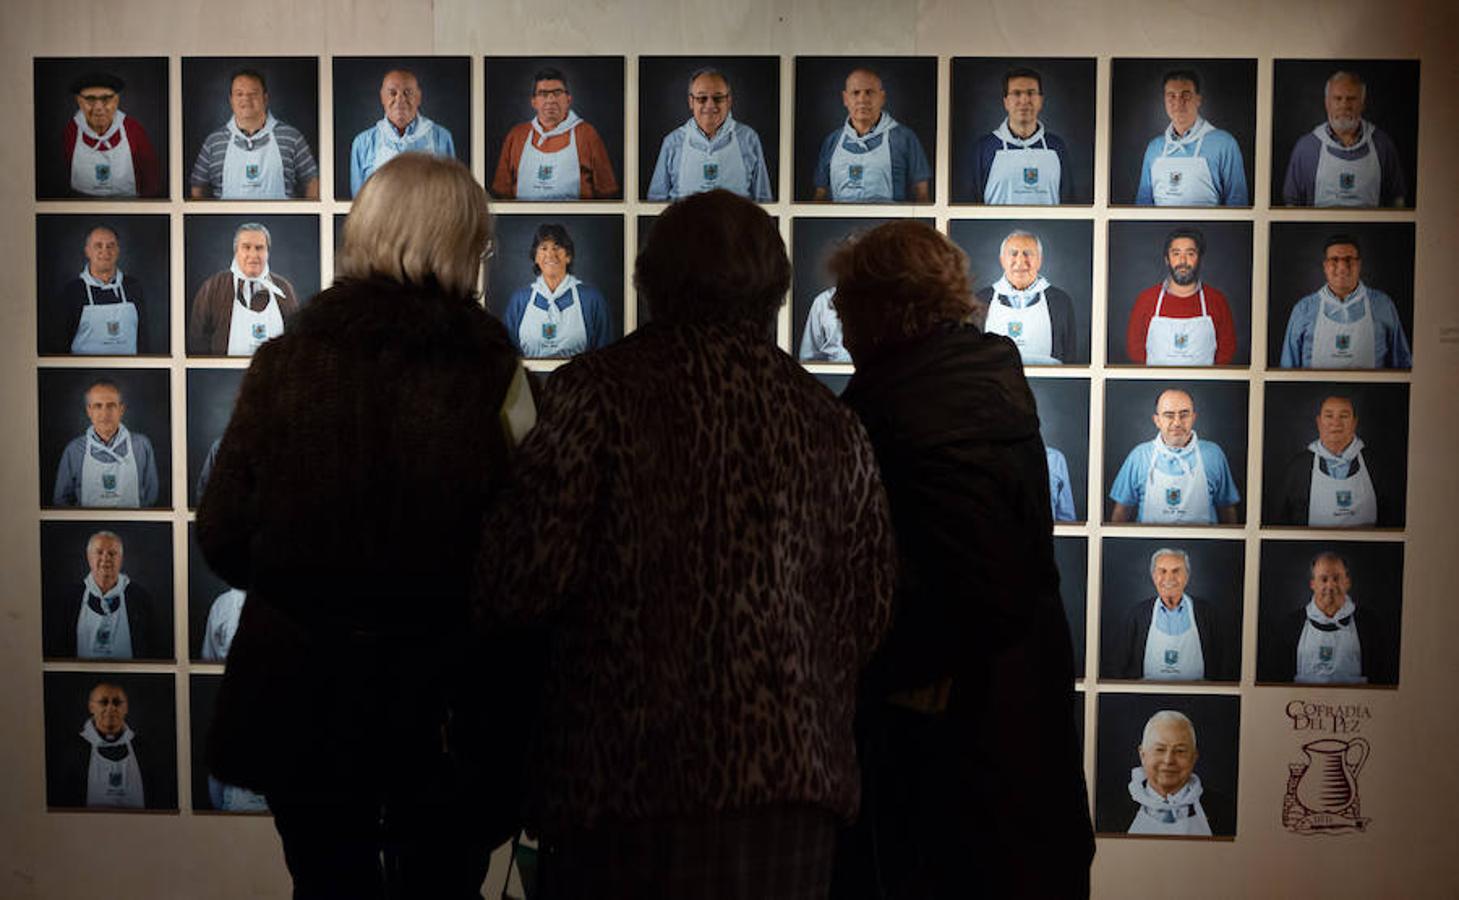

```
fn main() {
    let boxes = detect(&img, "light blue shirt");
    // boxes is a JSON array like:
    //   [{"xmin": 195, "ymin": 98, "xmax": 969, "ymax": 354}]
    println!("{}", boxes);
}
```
[
  {"xmin": 1279, "ymin": 283, "xmax": 1412, "ymax": 369},
  {"xmin": 1047, "ymin": 446, "xmax": 1076, "ymax": 522},
  {"xmin": 647, "ymin": 119, "xmax": 773, "ymax": 202},
  {"xmin": 349, "ymin": 116, "xmax": 458, "ymax": 196},
  {"xmin": 1108, "ymin": 436, "xmax": 1240, "ymax": 514},
  {"xmin": 1136, "ymin": 125, "xmax": 1248, "ymax": 205},
  {"xmin": 1153, "ymin": 594, "xmax": 1194, "ymax": 636}
]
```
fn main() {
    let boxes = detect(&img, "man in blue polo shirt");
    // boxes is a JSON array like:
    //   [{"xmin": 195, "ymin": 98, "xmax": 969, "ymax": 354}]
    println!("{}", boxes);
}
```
[
  {"xmin": 1135, "ymin": 69, "xmax": 1247, "ymax": 207},
  {"xmin": 813, "ymin": 68, "xmax": 931, "ymax": 203},
  {"xmin": 1109, "ymin": 388, "xmax": 1240, "ymax": 524}
]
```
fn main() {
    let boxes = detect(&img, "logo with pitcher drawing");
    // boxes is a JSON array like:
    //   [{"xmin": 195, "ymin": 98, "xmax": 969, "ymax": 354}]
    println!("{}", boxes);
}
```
[{"xmin": 1282, "ymin": 737, "xmax": 1370, "ymax": 834}]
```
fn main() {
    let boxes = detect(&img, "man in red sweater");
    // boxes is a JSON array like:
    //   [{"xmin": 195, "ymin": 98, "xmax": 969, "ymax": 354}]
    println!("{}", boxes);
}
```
[
  {"xmin": 62, "ymin": 72, "xmax": 162, "ymax": 198},
  {"xmin": 1124, "ymin": 227, "xmax": 1236, "ymax": 365}
]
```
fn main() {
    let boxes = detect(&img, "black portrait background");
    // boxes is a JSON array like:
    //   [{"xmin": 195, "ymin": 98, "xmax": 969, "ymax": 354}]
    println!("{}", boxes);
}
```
[
  {"xmin": 1102, "ymin": 379, "xmax": 1249, "ymax": 524},
  {"xmin": 948, "ymin": 57, "xmax": 1097, "ymax": 205},
  {"xmin": 39, "ymin": 520, "xmax": 175, "ymax": 661},
  {"xmin": 486, "ymin": 56, "xmax": 625, "ymax": 201},
  {"xmin": 1097, "ymin": 537, "xmax": 1245, "ymax": 682},
  {"xmin": 1108, "ymin": 59, "xmax": 1257, "ymax": 207},
  {"xmin": 1030, "ymin": 377, "xmax": 1090, "ymax": 523},
  {"xmin": 187, "ymin": 523, "xmax": 234, "ymax": 661},
  {"xmin": 950, "ymin": 217, "xmax": 1094, "ymax": 364},
  {"xmin": 188, "ymin": 674, "xmax": 268, "ymax": 813},
  {"xmin": 1255, "ymin": 538, "xmax": 1404, "ymax": 685},
  {"xmin": 332, "ymin": 56, "xmax": 471, "ymax": 200},
  {"xmin": 35, "ymin": 213, "xmax": 172, "ymax": 356},
  {"xmin": 43, "ymin": 671, "xmax": 178, "ymax": 811},
  {"xmin": 1106, "ymin": 220, "xmax": 1253, "ymax": 367},
  {"xmin": 181, "ymin": 57, "xmax": 320, "ymax": 200},
  {"xmin": 37, "ymin": 367, "xmax": 172, "ymax": 509},
  {"xmin": 182, "ymin": 213, "xmax": 322, "ymax": 357},
  {"xmin": 1055, "ymin": 536, "xmax": 1088, "ymax": 677},
  {"xmin": 1266, "ymin": 221, "xmax": 1415, "ymax": 368},
  {"xmin": 813, "ymin": 373, "xmax": 850, "ymax": 396},
  {"xmin": 34, "ymin": 57, "xmax": 171, "ymax": 200},
  {"xmin": 793, "ymin": 56, "xmax": 938, "ymax": 202},
  {"xmin": 185, "ymin": 368, "xmax": 246, "ymax": 508},
  {"xmin": 638, "ymin": 56, "xmax": 780, "ymax": 202},
  {"xmin": 1270, "ymin": 59, "xmax": 1421, "ymax": 208},
  {"xmin": 1259, "ymin": 381, "xmax": 1409, "ymax": 528},
  {"xmin": 1094, "ymin": 692, "xmax": 1240, "ymax": 837}
]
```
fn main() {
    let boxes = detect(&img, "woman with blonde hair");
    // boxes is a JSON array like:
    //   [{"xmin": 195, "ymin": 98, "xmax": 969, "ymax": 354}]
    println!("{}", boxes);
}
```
[{"xmin": 199, "ymin": 153, "xmax": 524, "ymax": 898}]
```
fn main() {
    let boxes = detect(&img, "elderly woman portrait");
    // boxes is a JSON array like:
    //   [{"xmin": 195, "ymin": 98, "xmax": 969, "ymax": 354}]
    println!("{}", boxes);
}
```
[
  {"xmin": 475, "ymin": 189, "xmax": 896, "ymax": 898},
  {"xmin": 501, "ymin": 222, "xmax": 613, "ymax": 358},
  {"xmin": 828, "ymin": 221, "xmax": 1094, "ymax": 897},
  {"xmin": 197, "ymin": 153, "xmax": 522, "ymax": 897}
]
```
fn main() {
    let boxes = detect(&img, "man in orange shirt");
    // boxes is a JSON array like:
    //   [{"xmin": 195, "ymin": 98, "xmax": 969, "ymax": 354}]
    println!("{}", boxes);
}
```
[{"xmin": 491, "ymin": 67, "xmax": 619, "ymax": 200}]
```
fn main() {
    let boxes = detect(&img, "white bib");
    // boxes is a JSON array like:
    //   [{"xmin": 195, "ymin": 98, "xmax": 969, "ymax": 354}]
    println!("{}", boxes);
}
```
[
  {"xmin": 72, "ymin": 269, "xmax": 138, "ymax": 355},
  {"xmin": 214, "ymin": 776, "xmax": 270, "ymax": 812},
  {"xmin": 799, "ymin": 288, "xmax": 849, "ymax": 362},
  {"xmin": 202, "ymin": 588, "xmax": 247, "ymax": 661},
  {"xmin": 1142, "ymin": 596, "xmax": 1205, "ymax": 680},
  {"xmin": 370, "ymin": 114, "xmax": 436, "ymax": 174},
  {"xmin": 1150, "ymin": 119, "xmax": 1219, "ymax": 206},
  {"xmin": 1295, "ymin": 598, "xmax": 1365, "ymax": 683},
  {"xmin": 1145, "ymin": 284, "xmax": 1217, "ymax": 366},
  {"xmin": 516, "ymin": 113, "xmax": 583, "ymax": 201},
  {"xmin": 986, "ymin": 276, "xmax": 1056, "ymax": 364},
  {"xmin": 1138, "ymin": 435, "xmax": 1214, "ymax": 524},
  {"xmin": 830, "ymin": 115, "xmax": 897, "ymax": 202},
  {"xmin": 70, "ymin": 110, "xmax": 137, "ymax": 197},
  {"xmin": 1313, "ymin": 122, "xmax": 1382, "ymax": 207},
  {"xmin": 1310, "ymin": 285, "xmax": 1377, "ymax": 369},
  {"xmin": 1127, "ymin": 769, "xmax": 1212, "ymax": 836},
  {"xmin": 221, "ymin": 114, "xmax": 287, "ymax": 199},
  {"xmin": 983, "ymin": 120, "xmax": 1061, "ymax": 205},
  {"xmin": 518, "ymin": 276, "xmax": 588, "ymax": 358},
  {"xmin": 81, "ymin": 721, "xmax": 145, "ymax": 809},
  {"xmin": 80, "ymin": 425, "xmax": 141, "ymax": 507},
  {"xmin": 75, "ymin": 573, "xmax": 134, "ymax": 659},
  {"xmin": 1307, "ymin": 443, "xmax": 1377, "ymax": 527},
  {"xmin": 674, "ymin": 117, "xmax": 750, "ymax": 198}
]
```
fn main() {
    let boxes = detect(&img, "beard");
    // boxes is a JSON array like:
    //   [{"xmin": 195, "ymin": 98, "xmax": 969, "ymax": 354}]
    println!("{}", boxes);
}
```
[
  {"xmin": 1168, "ymin": 262, "xmax": 1200, "ymax": 286},
  {"xmin": 1329, "ymin": 114, "xmax": 1362, "ymax": 133}
]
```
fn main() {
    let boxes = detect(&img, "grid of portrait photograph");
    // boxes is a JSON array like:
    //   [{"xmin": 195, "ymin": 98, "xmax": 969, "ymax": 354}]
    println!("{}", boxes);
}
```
[{"xmin": 33, "ymin": 53, "xmax": 1415, "ymax": 833}]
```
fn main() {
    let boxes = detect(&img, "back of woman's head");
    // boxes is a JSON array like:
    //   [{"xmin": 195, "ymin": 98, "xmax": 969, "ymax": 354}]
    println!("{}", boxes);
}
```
[
  {"xmin": 634, "ymin": 189, "xmax": 789, "ymax": 330},
  {"xmin": 829, "ymin": 220, "xmax": 974, "ymax": 361},
  {"xmin": 337, "ymin": 153, "xmax": 491, "ymax": 298}
]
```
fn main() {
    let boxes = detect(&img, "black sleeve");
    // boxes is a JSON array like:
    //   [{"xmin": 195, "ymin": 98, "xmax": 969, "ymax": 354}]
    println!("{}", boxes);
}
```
[
  {"xmin": 44, "ymin": 588, "xmax": 81, "ymax": 658},
  {"xmin": 124, "ymin": 275, "xmax": 146, "ymax": 354},
  {"xmin": 1368, "ymin": 448, "xmax": 1405, "ymax": 528},
  {"xmin": 1269, "ymin": 452, "xmax": 1311, "ymax": 526},
  {"xmin": 1111, "ymin": 600, "xmax": 1146, "ymax": 679},
  {"xmin": 1197, "ymin": 600, "xmax": 1232, "ymax": 681},
  {"xmin": 1358, "ymin": 606, "xmax": 1397, "ymax": 685},
  {"xmin": 125, "ymin": 583, "xmax": 157, "ymax": 659},
  {"xmin": 45, "ymin": 280, "xmax": 86, "ymax": 355},
  {"xmin": 1048, "ymin": 287, "xmax": 1078, "ymax": 364}
]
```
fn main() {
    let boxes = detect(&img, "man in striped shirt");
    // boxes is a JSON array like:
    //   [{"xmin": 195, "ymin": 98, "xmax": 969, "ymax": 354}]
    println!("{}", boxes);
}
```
[{"xmin": 189, "ymin": 69, "xmax": 318, "ymax": 200}]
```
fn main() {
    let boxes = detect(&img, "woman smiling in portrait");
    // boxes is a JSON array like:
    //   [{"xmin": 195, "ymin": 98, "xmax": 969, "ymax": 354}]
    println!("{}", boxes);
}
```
[{"xmin": 502, "ymin": 223, "xmax": 614, "ymax": 358}]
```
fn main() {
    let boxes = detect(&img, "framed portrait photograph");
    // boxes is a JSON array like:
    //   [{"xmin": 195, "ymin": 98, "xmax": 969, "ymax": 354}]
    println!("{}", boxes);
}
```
[
  {"xmin": 182, "ymin": 56, "xmax": 320, "ymax": 200},
  {"xmin": 34, "ymin": 57, "xmax": 169, "ymax": 200},
  {"xmin": 333, "ymin": 56, "xmax": 471, "ymax": 201},
  {"xmin": 35, "ymin": 213, "xmax": 171, "ymax": 357},
  {"xmin": 189, "ymin": 674, "xmax": 270, "ymax": 813},
  {"xmin": 1095, "ymin": 692, "xmax": 1240, "ymax": 837},
  {"xmin": 486, "ymin": 56, "xmax": 624, "ymax": 201},
  {"xmin": 186, "ymin": 368, "xmax": 247, "ymax": 508},
  {"xmin": 1055, "ymin": 535, "xmax": 1088, "ymax": 678},
  {"xmin": 639, "ymin": 56, "xmax": 779, "ymax": 203},
  {"xmin": 1266, "ymin": 222, "xmax": 1414, "ymax": 371},
  {"xmin": 38, "ymin": 367, "xmax": 171, "ymax": 510},
  {"xmin": 187, "ymin": 522, "xmax": 244, "ymax": 663},
  {"xmin": 1108, "ymin": 58, "xmax": 1256, "ymax": 208},
  {"xmin": 1097, "ymin": 536, "xmax": 1244, "ymax": 683},
  {"xmin": 948, "ymin": 57, "xmax": 1096, "ymax": 205},
  {"xmin": 182, "ymin": 213, "xmax": 321, "ymax": 357},
  {"xmin": 486, "ymin": 213, "xmax": 625, "ymax": 360},
  {"xmin": 1260, "ymin": 381, "xmax": 1409, "ymax": 529},
  {"xmin": 1102, "ymin": 379, "xmax": 1249, "ymax": 526},
  {"xmin": 793, "ymin": 56, "xmax": 936, "ymax": 203},
  {"xmin": 1271, "ymin": 59, "xmax": 1419, "ymax": 209},
  {"xmin": 1107, "ymin": 219, "xmax": 1252, "ymax": 368},
  {"xmin": 949, "ymin": 218, "xmax": 1093, "ymax": 366},
  {"xmin": 39, "ymin": 520, "xmax": 174, "ymax": 662},
  {"xmin": 43, "ymin": 671, "xmax": 177, "ymax": 811},
  {"xmin": 1255, "ymin": 538, "xmax": 1403, "ymax": 686},
  {"xmin": 1029, "ymin": 377, "xmax": 1090, "ymax": 523}
]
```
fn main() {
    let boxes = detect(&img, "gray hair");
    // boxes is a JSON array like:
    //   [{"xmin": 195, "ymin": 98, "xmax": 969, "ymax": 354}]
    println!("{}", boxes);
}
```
[
  {"xmin": 86, "ymin": 530, "xmax": 124, "ymax": 553},
  {"xmin": 1141, "ymin": 710, "xmax": 1197, "ymax": 751},
  {"xmin": 1149, "ymin": 547, "xmax": 1191, "ymax": 577},
  {"xmin": 1325, "ymin": 70, "xmax": 1367, "ymax": 102},
  {"xmin": 233, "ymin": 222, "xmax": 272, "ymax": 252},
  {"xmin": 999, "ymin": 229, "xmax": 1044, "ymax": 258},
  {"xmin": 687, "ymin": 67, "xmax": 731, "ymax": 94}
]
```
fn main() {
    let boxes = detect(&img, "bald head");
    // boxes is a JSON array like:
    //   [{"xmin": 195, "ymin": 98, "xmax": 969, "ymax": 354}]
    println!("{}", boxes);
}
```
[{"xmin": 1152, "ymin": 389, "xmax": 1197, "ymax": 447}]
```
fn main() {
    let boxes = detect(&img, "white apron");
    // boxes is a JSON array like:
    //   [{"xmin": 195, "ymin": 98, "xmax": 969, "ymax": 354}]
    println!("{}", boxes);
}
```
[
  {"xmin": 1311, "ymin": 285, "xmax": 1377, "ymax": 368},
  {"xmin": 70, "ymin": 110, "xmax": 138, "ymax": 197},
  {"xmin": 1127, "ymin": 769, "xmax": 1212, "ymax": 836},
  {"xmin": 675, "ymin": 117, "xmax": 750, "ymax": 198},
  {"xmin": 1142, "ymin": 596, "xmax": 1205, "ymax": 680},
  {"xmin": 369, "ymin": 114, "xmax": 437, "ymax": 174},
  {"xmin": 517, "ymin": 112, "xmax": 583, "ymax": 200},
  {"xmin": 216, "ymin": 777, "xmax": 270, "ymax": 812},
  {"xmin": 1138, "ymin": 435, "xmax": 1214, "ymax": 524},
  {"xmin": 221, "ymin": 114, "xmax": 287, "ymax": 199},
  {"xmin": 986, "ymin": 276, "xmax": 1056, "ymax": 363},
  {"xmin": 75, "ymin": 573, "xmax": 134, "ymax": 659},
  {"xmin": 81, "ymin": 721, "xmax": 145, "ymax": 809},
  {"xmin": 80, "ymin": 424, "xmax": 141, "ymax": 507},
  {"xmin": 227, "ymin": 261, "xmax": 287, "ymax": 356},
  {"xmin": 983, "ymin": 120, "xmax": 1061, "ymax": 205},
  {"xmin": 1145, "ymin": 284, "xmax": 1217, "ymax": 366},
  {"xmin": 1307, "ymin": 440, "xmax": 1377, "ymax": 527},
  {"xmin": 72, "ymin": 268, "xmax": 138, "ymax": 355},
  {"xmin": 1313, "ymin": 121, "xmax": 1382, "ymax": 207},
  {"xmin": 1150, "ymin": 118, "xmax": 1219, "ymax": 206},
  {"xmin": 799, "ymin": 288, "xmax": 849, "ymax": 362},
  {"xmin": 1295, "ymin": 598, "xmax": 1365, "ymax": 683},
  {"xmin": 518, "ymin": 275, "xmax": 587, "ymax": 358},
  {"xmin": 202, "ymin": 588, "xmax": 247, "ymax": 661},
  {"xmin": 829, "ymin": 114, "xmax": 897, "ymax": 202}
]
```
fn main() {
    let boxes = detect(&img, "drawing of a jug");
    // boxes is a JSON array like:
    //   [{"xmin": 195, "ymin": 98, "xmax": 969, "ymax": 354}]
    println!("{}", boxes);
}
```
[{"xmin": 1295, "ymin": 737, "xmax": 1369, "ymax": 814}]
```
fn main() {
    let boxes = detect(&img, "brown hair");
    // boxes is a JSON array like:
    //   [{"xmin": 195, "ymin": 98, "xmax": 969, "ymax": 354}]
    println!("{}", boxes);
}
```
[{"xmin": 828, "ymin": 220, "xmax": 975, "ymax": 361}]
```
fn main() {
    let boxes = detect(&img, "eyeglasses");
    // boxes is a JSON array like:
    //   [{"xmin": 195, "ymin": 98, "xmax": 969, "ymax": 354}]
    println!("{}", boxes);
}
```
[
  {"xmin": 533, "ymin": 88, "xmax": 567, "ymax": 99},
  {"xmin": 79, "ymin": 93, "xmax": 118, "ymax": 105},
  {"xmin": 689, "ymin": 93, "xmax": 729, "ymax": 106},
  {"xmin": 481, "ymin": 239, "xmax": 496, "ymax": 262}
]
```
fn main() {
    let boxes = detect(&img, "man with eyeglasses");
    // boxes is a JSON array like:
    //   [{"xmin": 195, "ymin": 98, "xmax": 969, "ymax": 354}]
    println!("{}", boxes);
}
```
[
  {"xmin": 647, "ymin": 67, "xmax": 772, "ymax": 201},
  {"xmin": 348, "ymin": 69, "xmax": 457, "ymax": 198},
  {"xmin": 62, "ymin": 72, "xmax": 162, "ymax": 198},
  {"xmin": 1279, "ymin": 234, "xmax": 1411, "ymax": 369},
  {"xmin": 1109, "ymin": 389, "xmax": 1240, "ymax": 524},
  {"xmin": 50, "ymin": 682, "xmax": 164, "ymax": 809},
  {"xmin": 1135, "ymin": 69, "xmax": 1247, "ymax": 207},
  {"xmin": 492, "ymin": 66, "xmax": 619, "ymax": 200},
  {"xmin": 1282, "ymin": 70, "xmax": 1408, "ymax": 207},
  {"xmin": 813, "ymin": 67, "xmax": 931, "ymax": 203},
  {"xmin": 968, "ymin": 67, "xmax": 1071, "ymax": 204}
]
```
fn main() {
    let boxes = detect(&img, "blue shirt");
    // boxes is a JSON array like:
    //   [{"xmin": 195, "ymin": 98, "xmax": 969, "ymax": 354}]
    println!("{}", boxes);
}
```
[
  {"xmin": 1047, "ymin": 446, "xmax": 1077, "ymax": 522},
  {"xmin": 501, "ymin": 280, "xmax": 613, "ymax": 357},
  {"xmin": 1279, "ymin": 284, "xmax": 1412, "ymax": 369},
  {"xmin": 1153, "ymin": 594, "xmax": 1193, "ymax": 636},
  {"xmin": 1135, "ymin": 125, "xmax": 1248, "ymax": 206},
  {"xmin": 349, "ymin": 116, "xmax": 458, "ymax": 197},
  {"xmin": 52, "ymin": 428, "xmax": 160, "ymax": 507},
  {"xmin": 1108, "ymin": 436, "xmax": 1240, "ymax": 516},
  {"xmin": 814, "ymin": 121, "xmax": 931, "ymax": 201},
  {"xmin": 647, "ymin": 120, "xmax": 773, "ymax": 202}
]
